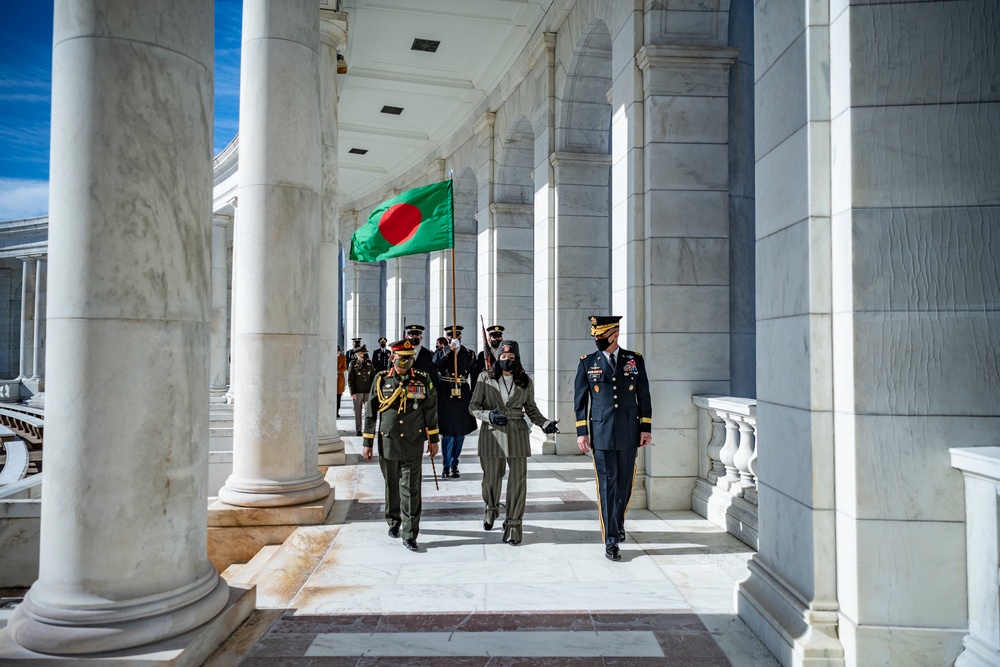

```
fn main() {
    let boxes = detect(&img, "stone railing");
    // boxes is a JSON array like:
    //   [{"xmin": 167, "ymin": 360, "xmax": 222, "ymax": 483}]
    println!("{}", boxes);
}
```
[
  {"xmin": 691, "ymin": 395, "xmax": 757, "ymax": 549},
  {"xmin": 951, "ymin": 446, "xmax": 1000, "ymax": 667}
]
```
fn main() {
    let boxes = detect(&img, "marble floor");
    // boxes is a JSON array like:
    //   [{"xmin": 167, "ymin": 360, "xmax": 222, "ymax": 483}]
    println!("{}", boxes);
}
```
[{"xmin": 205, "ymin": 405, "xmax": 780, "ymax": 667}]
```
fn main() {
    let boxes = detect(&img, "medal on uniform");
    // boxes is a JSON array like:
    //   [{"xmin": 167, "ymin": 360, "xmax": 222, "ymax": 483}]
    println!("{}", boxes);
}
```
[{"xmin": 594, "ymin": 385, "xmax": 600, "ymax": 393}]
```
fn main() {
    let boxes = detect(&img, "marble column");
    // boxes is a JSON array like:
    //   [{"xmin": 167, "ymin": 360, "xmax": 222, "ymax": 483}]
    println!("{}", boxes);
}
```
[
  {"xmin": 225, "ymin": 197, "xmax": 238, "ymax": 403},
  {"xmin": 344, "ymin": 260, "xmax": 382, "ymax": 345},
  {"xmin": 17, "ymin": 258, "xmax": 35, "ymax": 379},
  {"xmin": 385, "ymin": 255, "xmax": 428, "ymax": 337},
  {"xmin": 30, "ymin": 259, "xmax": 45, "ymax": 382},
  {"xmin": 210, "ymin": 215, "xmax": 230, "ymax": 394},
  {"xmin": 219, "ymin": 0, "xmax": 330, "ymax": 507},
  {"xmin": 6, "ymin": 0, "xmax": 228, "ymax": 654},
  {"xmin": 489, "ymin": 203, "xmax": 534, "ymax": 369},
  {"xmin": 318, "ymin": 10, "xmax": 346, "ymax": 464}
]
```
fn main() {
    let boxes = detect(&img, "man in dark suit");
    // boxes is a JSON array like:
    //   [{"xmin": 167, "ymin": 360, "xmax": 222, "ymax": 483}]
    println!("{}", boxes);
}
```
[
  {"xmin": 574, "ymin": 315, "xmax": 652, "ymax": 561},
  {"xmin": 372, "ymin": 336, "xmax": 392, "ymax": 373},
  {"xmin": 432, "ymin": 325, "xmax": 478, "ymax": 477},
  {"xmin": 404, "ymin": 324, "xmax": 440, "ymax": 386},
  {"xmin": 471, "ymin": 324, "xmax": 504, "ymax": 390}
]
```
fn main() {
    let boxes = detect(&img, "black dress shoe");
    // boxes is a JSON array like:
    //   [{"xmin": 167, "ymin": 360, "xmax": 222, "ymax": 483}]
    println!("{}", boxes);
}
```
[
  {"xmin": 484, "ymin": 521, "xmax": 494, "ymax": 531},
  {"xmin": 618, "ymin": 530, "xmax": 626, "ymax": 542},
  {"xmin": 507, "ymin": 539, "xmax": 521, "ymax": 546},
  {"xmin": 451, "ymin": 466, "xmax": 460, "ymax": 478},
  {"xmin": 403, "ymin": 538, "xmax": 418, "ymax": 551},
  {"xmin": 605, "ymin": 545, "xmax": 621, "ymax": 561},
  {"xmin": 388, "ymin": 525, "xmax": 400, "ymax": 538}
]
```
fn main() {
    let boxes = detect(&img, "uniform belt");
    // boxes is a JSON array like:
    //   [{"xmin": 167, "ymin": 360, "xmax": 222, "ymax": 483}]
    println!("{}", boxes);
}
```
[{"xmin": 441, "ymin": 375, "xmax": 469, "ymax": 382}]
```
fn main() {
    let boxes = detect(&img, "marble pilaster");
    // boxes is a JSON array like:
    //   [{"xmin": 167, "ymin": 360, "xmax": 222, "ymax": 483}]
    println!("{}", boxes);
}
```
[
  {"xmin": 428, "ymin": 232, "xmax": 477, "ymax": 337},
  {"xmin": 18, "ymin": 258, "xmax": 35, "ymax": 379},
  {"xmin": 210, "ymin": 215, "xmax": 230, "ymax": 393},
  {"xmin": 489, "ymin": 203, "xmax": 534, "ymax": 370},
  {"xmin": 219, "ymin": 0, "xmax": 331, "ymax": 508},
  {"xmin": 5, "ymin": 0, "xmax": 230, "ymax": 655},
  {"xmin": 635, "ymin": 45, "xmax": 736, "ymax": 511},
  {"xmin": 30, "ymin": 259, "xmax": 45, "ymax": 381},
  {"xmin": 318, "ymin": 10, "xmax": 347, "ymax": 465}
]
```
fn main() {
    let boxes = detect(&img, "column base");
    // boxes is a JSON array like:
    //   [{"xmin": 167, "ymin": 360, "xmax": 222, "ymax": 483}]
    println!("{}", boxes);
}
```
[
  {"xmin": 956, "ymin": 634, "xmax": 1000, "ymax": 667},
  {"xmin": 317, "ymin": 434, "xmax": 345, "ymax": 466},
  {"xmin": 209, "ymin": 386, "xmax": 228, "ymax": 404},
  {"xmin": 737, "ymin": 557, "xmax": 844, "ymax": 667},
  {"xmin": 5, "ymin": 573, "xmax": 230, "ymax": 657},
  {"xmin": 691, "ymin": 478, "xmax": 758, "ymax": 549},
  {"xmin": 218, "ymin": 474, "xmax": 330, "ymax": 508},
  {"xmin": 0, "ymin": 580, "xmax": 252, "ymax": 665}
]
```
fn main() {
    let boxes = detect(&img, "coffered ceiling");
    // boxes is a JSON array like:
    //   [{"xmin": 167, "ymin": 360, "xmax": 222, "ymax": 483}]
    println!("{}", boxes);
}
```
[{"xmin": 335, "ymin": 0, "xmax": 552, "ymax": 207}]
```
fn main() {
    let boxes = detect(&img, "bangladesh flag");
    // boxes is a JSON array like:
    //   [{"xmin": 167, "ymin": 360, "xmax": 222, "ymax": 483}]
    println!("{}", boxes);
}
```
[{"xmin": 349, "ymin": 180, "xmax": 454, "ymax": 262}]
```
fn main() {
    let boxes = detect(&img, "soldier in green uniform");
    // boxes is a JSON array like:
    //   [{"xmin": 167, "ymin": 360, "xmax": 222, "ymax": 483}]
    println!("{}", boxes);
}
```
[{"xmin": 362, "ymin": 339, "xmax": 440, "ymax": 551}]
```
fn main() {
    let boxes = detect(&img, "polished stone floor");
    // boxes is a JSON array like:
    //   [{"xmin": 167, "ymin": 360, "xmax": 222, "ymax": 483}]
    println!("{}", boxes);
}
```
[{"xmin": 205, "ymin": 406, "xmax": 781, "ymax": 666}]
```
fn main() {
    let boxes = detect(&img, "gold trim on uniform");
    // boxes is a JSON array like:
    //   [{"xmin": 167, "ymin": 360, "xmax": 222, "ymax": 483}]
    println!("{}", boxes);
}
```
[
  {"xmin": 426, "ymin": 428, "xmax": 439, "ymax": 436},
  {"xmin": 641, "ymin": 417, "xmax": 652, "ymax": 424},
  {"xmin": 590, "ymin": 321, "xmax": 619, "ymax": 336},
  {"xmin": 575, "ymin": 419, "xmax": 587, "ymax": 427},
  {"xmin": 363, "ymin": 433, "xmax": 374, "ymax": 440}
]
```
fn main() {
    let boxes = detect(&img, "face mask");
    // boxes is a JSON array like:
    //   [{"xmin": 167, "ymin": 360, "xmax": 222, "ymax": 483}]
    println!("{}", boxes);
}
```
[
  {"xmin": 499, "ymin": 359, "xmax": 515, "ymax": 372},
  {"xmin": 407, "ymin": 336, "xmax": 421, "ymax": 346},
  {"xmin": 490, "ymin": 338, "xmax": 501, "ymax": 349},
  {"xmin": 394, "ymin": 357, "xmax": 414, "ymax": 371},
  {"xmin": 595, "ymin": 336, "xmax": 612, "ymax": 352}
]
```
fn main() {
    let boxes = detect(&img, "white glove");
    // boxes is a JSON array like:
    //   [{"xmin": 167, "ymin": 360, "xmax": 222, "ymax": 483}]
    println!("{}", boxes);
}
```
[{"xmin": 449, "ymin": 339, "xmax": 460, "ymax": 351}]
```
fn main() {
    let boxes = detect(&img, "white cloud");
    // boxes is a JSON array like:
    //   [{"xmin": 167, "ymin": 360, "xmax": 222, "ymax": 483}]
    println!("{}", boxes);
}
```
[{"xmin": 0, "ymin": 179, "xmax": 48, "ymax": 220}]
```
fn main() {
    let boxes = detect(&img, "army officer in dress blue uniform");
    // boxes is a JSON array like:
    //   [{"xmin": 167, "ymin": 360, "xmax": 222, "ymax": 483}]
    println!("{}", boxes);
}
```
[{"xmin": 574, "ymin": 315, "xmax": 652, "ymax": 561}]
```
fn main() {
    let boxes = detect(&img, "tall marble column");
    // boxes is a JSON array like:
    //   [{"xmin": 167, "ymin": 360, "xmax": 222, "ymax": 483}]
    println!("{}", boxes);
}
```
[
  {"xmin": 225, "ymin": 197, "xmax": 238, "ymax": 403},
  {"xmin": 344, "ymin": 260, "xmax": 382, "ymax": 345},
  {"xmin": 386, "ymin": 255, "xmax": 428, "ymax": 337},
  {"xmin": 318, "ymin": 10, "xmax": 347, "ymax": 464},
  {"xmin": 6, "ymin": 0, "xmax": 228, "ymax": 653},
  {"xmin": 30, "ymin": 259, "xmax": 46, "ymax": 381},
  {"xmin": 219, "ymin": 0, "xmax": 330, "ymax": 507},
  {"xmin": 210, "ymin": 215, "xmax": 230, "ymax": 394},
  {"xmin": 17, "ymin": 258, "xmax": 35, "ymax": 379}
]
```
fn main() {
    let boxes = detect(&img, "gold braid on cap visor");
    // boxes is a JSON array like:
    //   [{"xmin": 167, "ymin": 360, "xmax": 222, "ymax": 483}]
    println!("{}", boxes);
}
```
[{"xmin": 590, "ymin": 322, "xmax": 619, "ymax": 337}]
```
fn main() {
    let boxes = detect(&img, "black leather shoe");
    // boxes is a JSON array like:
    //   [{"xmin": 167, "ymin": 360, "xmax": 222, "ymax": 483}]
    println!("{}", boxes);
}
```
[
  {"xmin": 507, "ymin": 539, "xmax": 521, "ymax": 546},
  {"xmin": 403, "ymin": 538, "xmax": 418, "ymax": 551},
  {"xmin": 388, "ymin": 525, "xmax": 400, "ymax": 538},
  {"xmin": 605, "ymin": 545, "xmax": 621, "ymax": 561},
  {"xmin": 451, "ymin": 466, "xmax": 460, "ymax": 478},
  {"xmin": 618, "ymin": 530, "xmax": 626, "ymax": 543},
  {"xmin": 484, "ymin": 521, "xmax": 494, "ymax": 531}
]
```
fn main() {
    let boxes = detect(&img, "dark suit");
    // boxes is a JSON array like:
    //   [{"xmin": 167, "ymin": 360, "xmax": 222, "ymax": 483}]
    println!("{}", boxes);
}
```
[
  {"xmin": 411, "ymin": 346, "xmax": 440, "ymax": 386},
  {"xmin": 471, "ymin": 347, "xmax": 499, "ymax": 390},
  {"xmin": 372, "ymin": 346, "xmax": 392, "ymax": 373},
  {"xmin": 574, "ymin": 348, "xmax": 651, "ymax": 547}
]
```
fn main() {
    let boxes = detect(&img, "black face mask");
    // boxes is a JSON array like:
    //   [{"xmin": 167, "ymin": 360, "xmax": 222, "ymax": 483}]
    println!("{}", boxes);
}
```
[
  {"xmin": 595, "ymin": 336, "xmax": 613, "ymax": 352},
  {"xmin": 499, "ymin": 359, "xmax": 516, "ymax": 372},
  {"xmin": 407, "ymin": 336, "xmax": 421, "ymax": 346},
  {"xmin": 490, "ymin": 338, "xmax": 502, "ymax": 349}
]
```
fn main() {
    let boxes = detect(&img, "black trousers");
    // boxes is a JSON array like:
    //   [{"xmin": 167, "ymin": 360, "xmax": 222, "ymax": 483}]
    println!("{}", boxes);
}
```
[{"xmin": 592, "ymin": 447, "xmax": 638, "ymax": 547}]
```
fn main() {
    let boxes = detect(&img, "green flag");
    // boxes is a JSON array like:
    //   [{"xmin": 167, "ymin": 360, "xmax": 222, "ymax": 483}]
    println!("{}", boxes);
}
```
[{"xmin": 349, "ymin": 180, "xmax": 454, "ymax": 262}]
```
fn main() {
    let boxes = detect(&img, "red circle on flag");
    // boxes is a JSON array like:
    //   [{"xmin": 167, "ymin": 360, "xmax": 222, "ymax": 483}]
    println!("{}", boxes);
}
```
[{"xmin": 379, "ymin": 203, "xmax": 422, "ymax": 245}]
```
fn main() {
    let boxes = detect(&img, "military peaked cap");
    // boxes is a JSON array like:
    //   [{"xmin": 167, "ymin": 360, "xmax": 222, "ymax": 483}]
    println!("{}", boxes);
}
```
[
  {"xmin": 404, "ymin": 324, "xmax": 425, "ymax": 334},
  {"xmin": 589, "ymin": 315, "xmax": 622, "ymax": 337},
  {"xmin": 486, "ymin": 325, "xmax": 505, "ymax": 335},
  {"xmin": 444, "ymin": 325, "xmax": 464, "ymax": 335},
  {"xmin": 389, "ymin": 339, "xmax": 417, "ymax": 355}
]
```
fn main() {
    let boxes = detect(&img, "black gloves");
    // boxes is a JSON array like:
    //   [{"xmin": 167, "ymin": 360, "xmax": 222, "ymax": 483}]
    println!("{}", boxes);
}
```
[
  {"xmin": 543, "ymin": 421, "xmax": 559, "ymax": 434},
  {"xmin": 488, "ymin": 409, "xmax": 508, "ymax": 426}
]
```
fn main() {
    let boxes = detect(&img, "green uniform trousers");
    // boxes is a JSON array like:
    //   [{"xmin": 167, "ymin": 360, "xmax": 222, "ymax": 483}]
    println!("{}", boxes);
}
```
[
  {"xmin": 481, "ymin": 455, "xmax": 527, "ymax": 542},
  {"xmin": 379, "ymin": 456, "xmax": 423, "ymax": 540}
]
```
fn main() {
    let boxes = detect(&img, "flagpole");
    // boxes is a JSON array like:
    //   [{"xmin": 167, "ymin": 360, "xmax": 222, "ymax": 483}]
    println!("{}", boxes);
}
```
[{"xmin": 450, "ymin": 245, "xmax": 460, "ymax": 397}]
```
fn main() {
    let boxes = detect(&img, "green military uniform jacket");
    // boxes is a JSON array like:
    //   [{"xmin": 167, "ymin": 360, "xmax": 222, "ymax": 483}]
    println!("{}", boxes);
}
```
[{"xmin": 363, "ymin": 369, "xmax": 439, "ymax": 461}]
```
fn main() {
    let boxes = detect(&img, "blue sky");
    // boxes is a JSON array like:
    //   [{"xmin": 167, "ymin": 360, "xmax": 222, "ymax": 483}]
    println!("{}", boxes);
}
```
[{"xmin": 0, "ymin": 2, "xmax": 242, "ymax": 220}]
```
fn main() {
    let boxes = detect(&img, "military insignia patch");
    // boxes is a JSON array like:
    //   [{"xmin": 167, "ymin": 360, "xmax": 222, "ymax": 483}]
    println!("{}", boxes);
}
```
[{"xmin": 594, "ymin": 385, "xmax": 600, "ymax": 393}]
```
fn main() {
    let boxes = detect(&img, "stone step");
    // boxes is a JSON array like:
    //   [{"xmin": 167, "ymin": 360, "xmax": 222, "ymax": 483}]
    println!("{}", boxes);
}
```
[{"xmin": 223, "ymin": 544, "xmax": 283, "ymax": 587}]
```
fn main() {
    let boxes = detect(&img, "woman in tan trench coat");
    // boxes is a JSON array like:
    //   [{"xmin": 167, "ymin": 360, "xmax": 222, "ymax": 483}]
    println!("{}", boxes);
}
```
[{"xmin": 469, "ymin": 340, "xmax": 558, "ymax": 544}]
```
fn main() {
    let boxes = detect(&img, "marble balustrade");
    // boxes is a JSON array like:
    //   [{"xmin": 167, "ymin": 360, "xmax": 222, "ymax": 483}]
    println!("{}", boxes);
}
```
[
  {"xmin": 690, "ymin": 395, "xmax": 757, "ymax": 549},
  {"xmin": 950, "ymin": 447, "xmax": 1000, "ymax": 667}
]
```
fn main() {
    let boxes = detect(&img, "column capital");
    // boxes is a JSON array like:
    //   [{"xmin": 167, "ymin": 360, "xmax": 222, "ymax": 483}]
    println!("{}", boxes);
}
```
[
  {"xmin": 636, "ymin": 44, "xmax": 738, "ymax": 98},
  {"xmin": 226, "ymin": 195, "xmax": 238, "ymax": 210},
  {"xmin": 548, "ymin": 151, "xmax": 612, "ymax": 169},
  {"xmin": 212, "ymin": 214, "xmax": 231, "ymax": 228},
  {"xmin": 473, "ymin": 111, "xmax": 495, "ymax": 135},
  {"xmin": 320, "ymin": 9, "xmax": 348, "ymax": 50}
]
